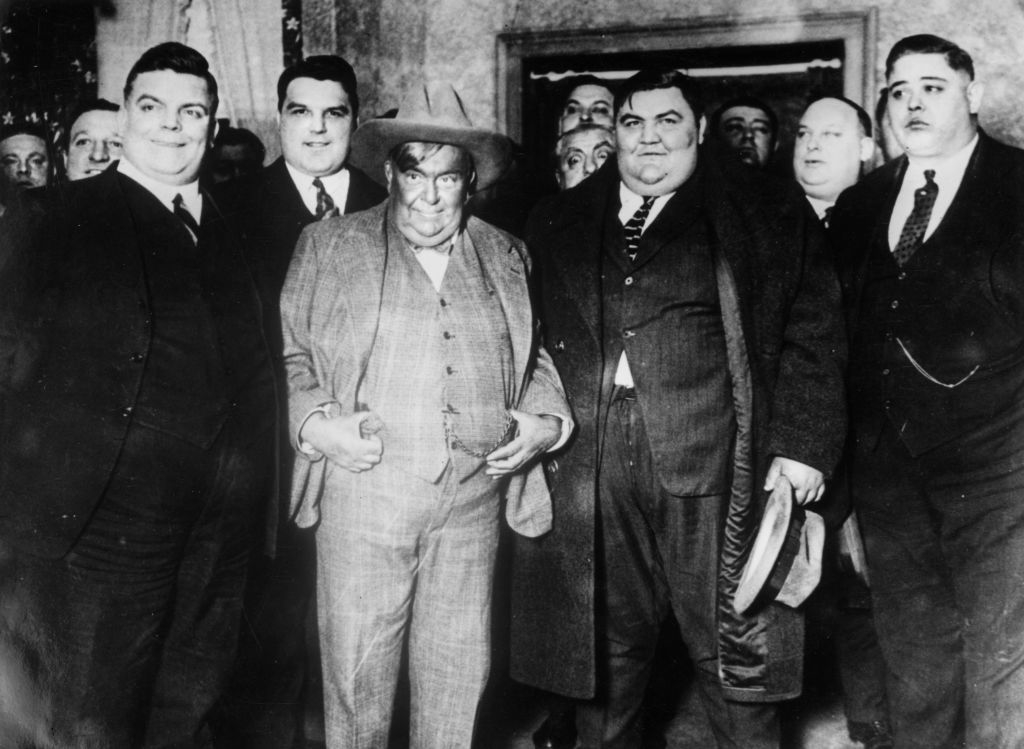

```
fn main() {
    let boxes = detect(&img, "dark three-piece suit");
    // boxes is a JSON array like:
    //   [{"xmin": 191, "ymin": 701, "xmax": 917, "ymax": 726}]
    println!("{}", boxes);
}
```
[
  {"xmin": 0, "ymin": 164, "xmax": 277, "ymax": 746},
  {"xmin": 832, "ymin": 131, "xmax": 1024, "ymax": 748}
]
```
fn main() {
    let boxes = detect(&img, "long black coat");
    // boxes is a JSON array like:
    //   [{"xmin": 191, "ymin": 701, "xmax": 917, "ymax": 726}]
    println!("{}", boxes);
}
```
[{"xmin": 510, "ymin": 158, "xmax": 847, "ymax": 702}]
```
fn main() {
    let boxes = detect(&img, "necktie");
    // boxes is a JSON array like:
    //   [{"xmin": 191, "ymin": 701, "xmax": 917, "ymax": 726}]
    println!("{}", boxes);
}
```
[
  {"xmin": 172, "ymin": 193, "xmax": 200, "ymax": 241},
  {"xmin": 822, "ymin": 206, "xmax": 834, "ymax": 229},
  {"xmin": 313, "ymin": 177, "xmax": 338, "ymax": 220},
  {"xmin": 892, "ymin": 169, "xmax": 938, "ymax": 266},
  {"xmin": 623, "ymin": 196, "xmax": 656, "ymax": 261}
]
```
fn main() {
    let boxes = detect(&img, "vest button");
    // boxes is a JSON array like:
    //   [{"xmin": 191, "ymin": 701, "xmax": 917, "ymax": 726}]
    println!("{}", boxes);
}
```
[
  {"xmin": 882, "ymin": 368, "xmax": 890, "ymax": 375},
  {"xmin": 446, "ymin": 366, "xmax": 454, "ymax": 375},
  {"xmin": 120, "ymin": 406, "xmax": 134, "ymax": 418},
  {"xmin": 129, "ymin": 352, "xmax": 144, "ymax": 363},
  {"xmin": 898, "ymin": 271, "xmax": 907, "ymax": 281},
  {"xmin": 884, "ymin": 331, "xmax": 894, "ymax": 342},
  {"xmin": 440, "ymin": 298, "xmax": 447, "ymax": 307},
  {"xmin": 623, "ymin": 330, "xmax": 635, "ymax": 338},
  {"xmin": 890, "ymin": 299, "xmax": 899, "ymax": 310},
  {"xmin": 884, "ymin": 399, "xmax": 893, "ymax": 409},
  {"xmin": 443, "ymin": 331, "xmax": 452, "ymax": 339}
]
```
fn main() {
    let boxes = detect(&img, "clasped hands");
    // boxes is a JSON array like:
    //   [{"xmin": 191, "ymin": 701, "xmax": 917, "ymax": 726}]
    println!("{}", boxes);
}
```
[{"xmin": 301, "ymin": 408, "xmax": 561, "ymax": 475}]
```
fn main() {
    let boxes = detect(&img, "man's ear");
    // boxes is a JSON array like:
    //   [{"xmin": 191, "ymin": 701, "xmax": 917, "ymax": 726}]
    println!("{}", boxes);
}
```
[
  {"xmin": 967, "ymin": 80, "xmax": 985, "ymax": 115},
  {"xmin": 859, "ymin": 136, "xmax": 876, "ymax": 164},
  {"xmin": 697, "ymin": 115, "xmax": 708, "ymax": 145}
]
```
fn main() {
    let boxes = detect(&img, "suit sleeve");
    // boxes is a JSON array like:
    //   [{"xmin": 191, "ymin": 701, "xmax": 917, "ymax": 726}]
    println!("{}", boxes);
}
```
[
  {"xmin": 765, "ymin": 195, "xmax": 848, "ymax": 477},
  {"xmin": 280, "ymin": 222, "xmax": 348, "ymax": 448}
]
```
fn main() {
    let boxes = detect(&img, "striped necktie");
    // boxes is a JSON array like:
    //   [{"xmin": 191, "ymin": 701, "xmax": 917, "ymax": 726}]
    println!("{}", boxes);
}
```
[
  {"xmin": 892, "ymin": 169, "xmax": 938, "ymax": 266},
  {"xmin": 313, "ymin": 177, "xmax": 338, "ymax": 220},
  {"xmin": 172, "ymin": 193, "xmax": 199, "ymax": 242},
  {"xmin": 624, "ymin": 196, "xmax": 656, "ymax": 261}
]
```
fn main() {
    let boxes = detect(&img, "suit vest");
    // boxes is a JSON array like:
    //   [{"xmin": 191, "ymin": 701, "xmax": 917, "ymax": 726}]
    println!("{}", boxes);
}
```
[
  {"xmin": 361, "ymin": 224, "xmax": 514, "ymax": 482},
  {"xmin": 851, "ymin": 208, "xmax": 1024, "ymax": 455},
  {"xmin": 600, "ymin": 183, "xmax": 735, "ymax": 496},
  {"xmin": 123, "ymin": 178, "xmax": 274, "ymax": 448}
]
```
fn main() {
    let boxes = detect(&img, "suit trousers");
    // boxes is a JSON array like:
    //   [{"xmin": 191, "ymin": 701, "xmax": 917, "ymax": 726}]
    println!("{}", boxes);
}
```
[
  {"xmin": 576, "ymin": 390, "xmax": 777, "ymax": 749},
  {"xmin": 852, "ymin": 412, "xmax": 1024, "ymax": 749},
  {"xmin": 315, "ymin": 455, "xmax": 501, "ymax": 749},
  {"xmin": 18, "ymin": 417, "xmax": 272, "ymax": 749}
]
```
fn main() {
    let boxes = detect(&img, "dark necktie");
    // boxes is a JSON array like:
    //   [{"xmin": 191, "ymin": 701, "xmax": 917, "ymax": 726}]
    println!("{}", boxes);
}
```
[
  {"xmin": 822, "ymin": 206, "xmax": 834, "ymax": 229},
  {"xmin": 623, "ymin": 196, "xmax": 656, "ymax": 261},
  {"xmin": 892, "ymin": 169, "xmax": 938, "ymax": 266},
  {"xmin": 313, "ymin": 177, "xmax": 338, "ymax": 220},
  {"xmin": 172, "ymin": 193, "xmax": 200, "ymax": 242}
]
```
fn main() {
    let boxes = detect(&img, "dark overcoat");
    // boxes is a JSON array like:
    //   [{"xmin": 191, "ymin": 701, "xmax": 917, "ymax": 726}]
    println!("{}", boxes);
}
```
[{"xmin": 510, "ymin": 158, "xmax": 847, "ymax": 702}]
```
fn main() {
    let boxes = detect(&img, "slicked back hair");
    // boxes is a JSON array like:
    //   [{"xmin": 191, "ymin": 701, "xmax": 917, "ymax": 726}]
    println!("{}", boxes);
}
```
[
  {"xmin": 614, "ymin": 69, "xmax": 704, "ymax": 122},
  {"xmin": 885, "ymin": 34, "xmax": 975, "ymax": 80},
  {"xmin": 277, "ymin": 55, "xmax": 359, "ymax": 119},
  {"xmin": 124, "ymin": 42, "xmax": 219, "ymax": 118}
]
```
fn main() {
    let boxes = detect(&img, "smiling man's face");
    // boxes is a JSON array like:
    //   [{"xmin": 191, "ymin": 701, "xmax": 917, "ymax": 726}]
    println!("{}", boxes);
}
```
[
  {"xmin": 119, "ymin": 69, "xmax": 214, "ymax": 186},
  {"xmin": 887, "ymin": 52, "xmax": 981, "ymax": 162},
  {"xmin": 278, "ymin": 77, "xmax": 354, "ymax": 178}
]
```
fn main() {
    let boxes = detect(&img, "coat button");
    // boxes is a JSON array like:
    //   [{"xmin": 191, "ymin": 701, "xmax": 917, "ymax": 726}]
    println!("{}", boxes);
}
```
[
  {"xmin": 446, "ymin": 366, "xmax": 455, "ymax": 375},
  {"xmin": 129, "ymin": 352, "xmax": 144, "ymax": 363},
  {"xmin": 882, "ymin": 368, "xmax": 890, "ymax": 375},
  {"xmin": 443, "ymin": 331, "xmax": 452, "ymax": 339},
  {"xmin": 884, "ymin": 399, "xmax": 893, "ymax": 409},
  {"xmin": 624, "ymin": 276, "xmax": 634, "ymax": 286},
  {"xmin": 890, "ymin": 300, "xmax": 899, "ymax": 310},
  {"xmin": 898, "ymin": 271, "xmax": 907, "ymax": 281},
  {"xmin": 623, "ymin": 330, "xmax": 635, "ymax": 338},
  {"xmin": 120, "ymin": 406, "xmax": 134, "ymax": 418},
  {"xmin": 554, "ymin": 340, "xmax": 566, "ymax": 351}
]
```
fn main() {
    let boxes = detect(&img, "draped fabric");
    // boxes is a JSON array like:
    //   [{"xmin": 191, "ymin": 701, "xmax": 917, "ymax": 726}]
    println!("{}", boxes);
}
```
[{"xmin": 96, "ymin": 0, "xmax": 286, "ymax": 162}]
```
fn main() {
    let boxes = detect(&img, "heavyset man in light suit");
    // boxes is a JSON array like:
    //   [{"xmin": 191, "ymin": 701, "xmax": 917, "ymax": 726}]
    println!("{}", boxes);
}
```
[
  {"xmin": 832, "ymin": 34, "xmax": 1024, "ymax": 748},
  {"xmin": 280, "ymin": 83, "xmax": 570, "ymax": 747}
]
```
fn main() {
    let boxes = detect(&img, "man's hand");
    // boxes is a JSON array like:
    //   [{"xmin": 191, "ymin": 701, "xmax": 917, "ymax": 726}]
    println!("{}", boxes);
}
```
[
  {"xmin": 764, "ymin": 456, "xmax": 825, "ymax": 505},
  {"xmin": 484, "ymin": 410, "xmax": 561, "ymax": 477},
  {"xmin": 302, "ymin": 410, "xmax": 383, "ymax": 473}
]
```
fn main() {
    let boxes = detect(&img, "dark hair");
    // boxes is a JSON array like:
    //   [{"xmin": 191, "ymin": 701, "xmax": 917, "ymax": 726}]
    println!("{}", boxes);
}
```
[
  {"xmin": 387, "ymin": 141, "xmax": 475, "ymax": 190},
  {"xmin": 277, "ymin": 55, "xmax": 359, "ymax": 119},
  {"xmin": 62, "ymin": 98, "xmax": 119, "ymax": 151},
  {"xmin": 709, "ymin": 96, "xmax": 778, "ymax": 140},
  {"xmin": 123, "ymin": 42, "xmax": 219, "ymax": 118},
  {"xmin": 806, "ymin": 95, "xmax": 873, "ymax": 138},
  {"xmin": 213, "ymin": 125, "xmax": 266, "ymax": 163},
  {"xmin": 558, "ymin": 75, "xmax": 615, "ymax": 107},
  {"xmin": 874, "ymin": 88, "xmax": 889, "ymax": 132},
  {"xmin": 885, "ymin": 34, "xmax": 975, "ymax": 80},
  {"xmin": 614, "ymin": 69, "xmax": 704, "ymax": 122}
]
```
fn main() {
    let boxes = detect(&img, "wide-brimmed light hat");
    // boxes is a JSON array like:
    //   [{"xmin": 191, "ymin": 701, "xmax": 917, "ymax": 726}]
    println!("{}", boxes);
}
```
[
  {"xmin": 350, "ymin": 83, "xmax": 512, "ymax": 191},
  {"xmin": 733, "ymin": 476, "xmax": 825, "ymax": 616}
]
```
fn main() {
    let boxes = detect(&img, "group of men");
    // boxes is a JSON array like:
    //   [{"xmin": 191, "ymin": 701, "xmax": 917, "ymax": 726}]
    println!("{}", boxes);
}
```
[{"xmin": 0, "ymin": 30, "xmax": 1022, "ymax": 749}]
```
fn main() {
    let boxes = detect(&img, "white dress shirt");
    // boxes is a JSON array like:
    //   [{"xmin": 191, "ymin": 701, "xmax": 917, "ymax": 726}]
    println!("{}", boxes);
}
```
[
  {"xmin": 285, "ymin": 162, "xmax": 351, "ymax": 216},
  {"xmin": 614, "ymin": 182, "xmax": 675, "ymax": 387},
  {"xmin": 887, "ymin": 134, "xmax": 978, "ymax": 250}
]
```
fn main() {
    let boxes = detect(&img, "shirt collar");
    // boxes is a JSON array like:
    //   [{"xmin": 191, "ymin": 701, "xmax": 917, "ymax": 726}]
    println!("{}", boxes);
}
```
[
  {"xmin": 284, "ymin": 161, "xmax": 350, "ymax": 209},
  {"xmin": 805, "ymin": 195, "xmax": 833, "ymax": 222},
  {"xmin": 117, "ymin": 158, "xmax": 201, "ymax": 216},
  {"xmin": 906, "ymin": 133, "xmax": 978, "ymax": 188}
]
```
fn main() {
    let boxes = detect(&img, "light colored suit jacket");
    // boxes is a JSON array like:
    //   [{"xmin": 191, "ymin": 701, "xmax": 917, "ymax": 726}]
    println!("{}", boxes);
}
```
[{"xmin": 280, "ymin": 201, "xmax": 569, "ymax": 536}]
